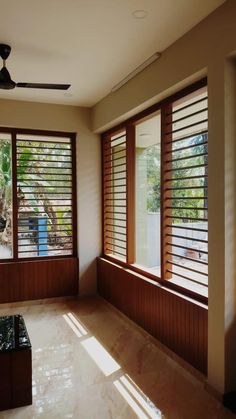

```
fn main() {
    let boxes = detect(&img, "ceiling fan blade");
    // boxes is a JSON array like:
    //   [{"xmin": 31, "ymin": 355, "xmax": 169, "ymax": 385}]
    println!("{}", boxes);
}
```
[{"xmin": 16, "ymin": 82, "xmax": 70, "ymax": 90}]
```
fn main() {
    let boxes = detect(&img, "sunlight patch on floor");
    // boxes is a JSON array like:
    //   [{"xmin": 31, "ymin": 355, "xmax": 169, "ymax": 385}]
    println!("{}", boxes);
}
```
[
  {"xmin": 63, "ymin": 314, "xmax": 84, "ymax": 338},
  {"xmin": 81, "ymin": 336, "xmax": 121, "ymax": 376},
  {"xmin": 67, "ymin": 312, "xmax": 88, "ymax": 335},
  {"xmin": 118, "ymin": 375, "xmax": 162, "ymax": 419},
  {"xmin": 63, "ymin": 311, "xmax": 162, "ymax": 416}
]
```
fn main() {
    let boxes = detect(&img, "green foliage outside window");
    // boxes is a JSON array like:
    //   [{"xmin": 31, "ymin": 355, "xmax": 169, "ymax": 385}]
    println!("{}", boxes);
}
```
[
  {"xmin": 0, "ymin": 139, "xmax": 72, "ymax": 253},
  {"xmin": 146, "ymin": 134, "xmax": 207, "ymax": 221}
]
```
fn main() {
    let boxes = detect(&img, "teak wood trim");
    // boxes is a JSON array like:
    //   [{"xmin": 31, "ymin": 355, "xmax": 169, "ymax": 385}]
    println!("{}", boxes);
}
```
[
  {"xmin": 101, "ymin": 78, "xmax": 208, "ymax": 304},
  {"xmin": 102, "ymin": 128, "xmax": 128, "ymax": 261},
  {"xmin": 71, "ymin": 134, "xmax": 78, "ymax": 257},
  {"xmin": 12, "ymin": 131, "xmax": 18, "ymax": 260},
  {"xmin": 0, "ymin": 257, "xmax": 78, "ymax": 303},
  {"xmin": 161, "ymin": 103, "xmax": 173, "ymax": 280},
  {"xmin": 103, "ymin": 254, "xmax": 207, "ymax": 304},
  {"xmin": 98, "ymin": 257, "xmax": 208, "ymax": 374},
  {"xmin": 103, "ymin": 134, "xmax": 114, "ymax": 255},
  {"xmin": 126, "ymin": 124, "xmax": 135, "ymax": 264},
  {"xmin": 101, "ymin": 135, "xmax": 105, "ymax": 255},
  {"xmin": 0, "ymin": 127, "xmax": 78, "ymax": 264},
  {"xmin": 0, "ymin": 127, "xmax": 76, "ymax": 137}
]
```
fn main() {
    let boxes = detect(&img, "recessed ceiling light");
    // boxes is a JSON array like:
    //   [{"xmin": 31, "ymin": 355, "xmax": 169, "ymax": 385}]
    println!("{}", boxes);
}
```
[{"xmin": 132, "ymin": 9, "xmax": 148, "ymax": 19}]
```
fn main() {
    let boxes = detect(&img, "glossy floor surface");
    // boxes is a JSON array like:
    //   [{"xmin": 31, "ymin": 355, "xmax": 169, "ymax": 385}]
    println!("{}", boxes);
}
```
[{"xmin": 0, "ymin": 296, "xmax": 234, "ymax": 419}]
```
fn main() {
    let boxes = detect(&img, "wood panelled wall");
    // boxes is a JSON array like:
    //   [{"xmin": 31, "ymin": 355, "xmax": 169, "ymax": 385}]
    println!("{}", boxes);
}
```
[
  {"xmin": 0, "ymin": 257, "xmax": 78, "ymax": 303},
  {"xmin": 98, "ymin": 257, "xmax": 208, "ymax": 374}
]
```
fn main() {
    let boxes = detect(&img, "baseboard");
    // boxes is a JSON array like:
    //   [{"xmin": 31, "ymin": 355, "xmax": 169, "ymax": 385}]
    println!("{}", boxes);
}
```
[
  {"xmin": 0, "ymin": 295, "xmax": 77, "ymax": 309},
  {"xmin": 223, "ymin": 392, "xmax": 236, "ymax": 414}
]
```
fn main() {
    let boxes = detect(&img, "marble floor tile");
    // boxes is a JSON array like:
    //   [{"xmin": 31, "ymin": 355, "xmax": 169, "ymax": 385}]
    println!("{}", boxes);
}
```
[{"xmin": 0, "ymin": 296, "xmax": 235, "ymax": 419}]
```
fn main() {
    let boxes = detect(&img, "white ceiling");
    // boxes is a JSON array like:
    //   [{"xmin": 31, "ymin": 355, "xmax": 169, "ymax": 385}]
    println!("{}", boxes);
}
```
[{"xmin": 0, "ymin": 0, "xmax": 225, "ymax": 107}]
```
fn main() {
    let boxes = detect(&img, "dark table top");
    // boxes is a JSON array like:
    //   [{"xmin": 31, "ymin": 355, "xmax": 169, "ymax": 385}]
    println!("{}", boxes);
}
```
[{"xmin": 0, "ymin": 315, "xmax": 31, "ymax": 352}]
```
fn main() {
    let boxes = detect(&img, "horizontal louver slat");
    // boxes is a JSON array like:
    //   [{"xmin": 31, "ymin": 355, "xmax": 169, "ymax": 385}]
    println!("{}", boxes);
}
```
[
  {"xmin": 16, "ymin": 137, "xmax": 74, "ymax": 259},
  {"xmin": 103, "ymin": 132, "xmax": 127, "ymax": 261},
  {"xmin": 163, "ymin": 87, "xmax": 208, "ymax": 291}
]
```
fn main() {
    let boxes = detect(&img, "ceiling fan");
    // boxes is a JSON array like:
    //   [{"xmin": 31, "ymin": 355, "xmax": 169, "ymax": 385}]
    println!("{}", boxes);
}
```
[{"xmin": 0, "ymin": 44, "xmax": 70, "ymax": 90}]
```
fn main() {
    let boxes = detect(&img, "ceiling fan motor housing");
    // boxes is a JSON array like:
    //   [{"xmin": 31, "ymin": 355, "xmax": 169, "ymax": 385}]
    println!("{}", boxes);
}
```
[
  {"xmin": 0, "ymin": 43, "xmax": 70, "ymax": 90},
  {"xmin": 0, "ymin": 44, "xmax": 11, "ymax": 60},
  {"xmin": 0, "ymin": 67, "xmax": 16, "ymax": 89},
  {"xmin": 0, "ymin": 44, "xmax": 16, "ymax": 89}
]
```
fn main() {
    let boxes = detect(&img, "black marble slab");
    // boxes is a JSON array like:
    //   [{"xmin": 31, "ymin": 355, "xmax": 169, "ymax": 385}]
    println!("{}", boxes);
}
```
[{"xmin": 0, "ymin": 315, "xmax": 31, "ymax": 352}]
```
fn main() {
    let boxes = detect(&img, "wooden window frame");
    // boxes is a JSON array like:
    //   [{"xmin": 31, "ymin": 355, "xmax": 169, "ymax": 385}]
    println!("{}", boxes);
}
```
[
  {"xmin": 0, "ymin": 127, "xmax": 77, "ymax": 263},
  {"xmin": 102, "ymin": 128, "xmax": 128, "ymax": 261},
  {"xmin": 101, "ymin": 78, "xmax": 208, "ymax": 304}
]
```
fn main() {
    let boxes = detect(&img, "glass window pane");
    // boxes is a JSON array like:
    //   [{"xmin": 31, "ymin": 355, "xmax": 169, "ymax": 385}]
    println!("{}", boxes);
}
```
[
  {"xmin": 134, "ymin": 112, "xmax": 161, "ymax": 276},
  {"xmin": 0, "ymin": 134, "xmax": 13, "ymax": 259}
]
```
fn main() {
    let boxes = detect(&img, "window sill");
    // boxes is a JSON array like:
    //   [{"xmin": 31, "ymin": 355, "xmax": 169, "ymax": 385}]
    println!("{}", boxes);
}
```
[
  {"xmin": 167, "ymin": 277, "xmax": 208, "ymax": 300},
  {"xmin": 103, "ymin": 254, "xmax": 208, "ymax": 305},
  {"xmin": 0, "ymin": 255, "xmax": 77, "ymax": 264}
]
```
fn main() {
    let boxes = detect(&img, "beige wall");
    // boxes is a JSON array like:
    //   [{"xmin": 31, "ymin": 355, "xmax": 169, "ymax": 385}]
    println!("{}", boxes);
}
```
[
  {"xmin": 92, "ymin": 0, "xmax": 236, "ymax": 133},
  {"xmin": 0, "ymin": 98, "xmax": 101, "ymax": 296},
  {"xmin": 92, "ymin": 0, "xmax": 236, "ymax": 397}
]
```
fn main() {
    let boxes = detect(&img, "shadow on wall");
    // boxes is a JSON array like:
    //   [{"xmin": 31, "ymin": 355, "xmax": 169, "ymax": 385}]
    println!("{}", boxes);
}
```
[
  {"xmin": 79, "ymin": 259, "xmax": 98, "ymax": 296},
  {"xmin": 76, "ymin": 128, "xmax": 101, "ymax": 296}
]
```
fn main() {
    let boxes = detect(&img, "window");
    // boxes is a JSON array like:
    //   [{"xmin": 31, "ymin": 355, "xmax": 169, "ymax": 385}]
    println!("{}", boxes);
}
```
[
  {"xmin": 103, "ymin": 131, "xmax": 127, "ymax": 262},
  {"xmin": 0, "ymin": 129, "xmax": 77, "ymax": 261},
  {"xmin": 162, "ymin": 87, "xmax": 208, "ymax": 298},
  {"xmin": 0, "ymin": 134, "xmax": 13, "ymax": 259},
  {"xmin": 102, "ymin": 80, "xmax": 208, "ymax": 301}
]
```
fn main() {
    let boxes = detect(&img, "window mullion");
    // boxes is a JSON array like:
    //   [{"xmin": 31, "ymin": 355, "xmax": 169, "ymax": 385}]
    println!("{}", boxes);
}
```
[
  {"xmin": 12, "ymin": 131, "xmax": 19, "ymax": 260},
  {"xmin": 161, "ymin": 104, "xmax": 173, "ymax": 280},
  {"xmin": 71, "ymin": 135, "xmax": 78, "ymax": 257},
  {"xmin": 126, "ymin": 124, "xmax": 135, "ymax": 264}
]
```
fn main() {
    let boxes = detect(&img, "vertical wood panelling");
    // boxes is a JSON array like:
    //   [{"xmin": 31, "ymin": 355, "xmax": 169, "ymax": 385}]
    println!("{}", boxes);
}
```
[
  {"xmin": 0, "ymin": 257, "xmax": 78, "ymax": 303},
  {"xmin": 98, "ymin": 257, "xmax": 207, "ymax": 374}
]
